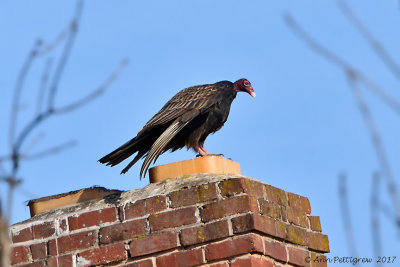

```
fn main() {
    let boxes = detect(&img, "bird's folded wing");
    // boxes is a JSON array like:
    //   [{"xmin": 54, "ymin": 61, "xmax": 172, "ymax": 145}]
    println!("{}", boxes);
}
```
[
  {"xmin": 140, "ymin": 109, "xmax": 200, "ymax": 177},
  {"xmin": 137, "ymin": 84, "xmax": 226, "ymax": 136}
]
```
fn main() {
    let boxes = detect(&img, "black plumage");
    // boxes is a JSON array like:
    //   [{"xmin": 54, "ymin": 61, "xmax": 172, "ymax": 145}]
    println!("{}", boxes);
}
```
[{"xmin": 99, "ymin": 78, "xmax": 255, "ymax": 178}]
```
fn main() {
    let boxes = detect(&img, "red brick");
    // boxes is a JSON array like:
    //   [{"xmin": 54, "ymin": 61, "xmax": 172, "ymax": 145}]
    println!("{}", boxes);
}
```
[
  {"xmin": 265, "ymin": 185, "xmax": 288, "ymax": 206},
  {"xmin": 286, "ymin": 206, "xmax": 309, "ymax": 228},
  {"xmin": 308, "ymin": 216, "xmax": 322, "ymax": 232},
  {"xmin": 287, "ymin": 192, "xmax": 311, "ymax": 214},
  {"xmin": 149, "ymin": 207, "xmax": 197, "ymax": 232},
  {"xmin": 31, "ymin": 242, "xmax": 47, "ymax": 260},
  {"xmin": 124, "ymin": 259, "xmax": 154, "ymax": 267},
  {"xmin": 231, "ymin": 255, "xmax": 274, "ymax": 267},
  {"xmin": 201, "ymin": 196, "xmax": 258, "ymax": 222},
  {"xmin": 286, "ymin": 224, "xmax": 308, "ymax": 246},
  {"xmin": 123, "ymin": 195, "xmax": 167, "ymax": 220},
  {"xmin": 288, "ymin": 246, "xmax": 310, "ymax": 267},
  {"xmin": 68, "ymin": 207, "xmax": 117, "ymax": 230},
  {"xmin": 156, "ymin": 248, "xmax": 205, "ymax": 267},
  {"xmin": 218, "ymin": 178, "xmax": 264, "ymax": 198},
  {"xmin": 99, "ymin": 218, "xmax": 146, "ymax": 244},
  {"xmin": 208, "ymin": 262, "xmax": 229, "ymax": 267},
  {"xmin": 59, "ymin": 218, "xmax": 68, "ymax": 232},
  {"xmin": 11, "ymin": 226, "xmax": 33, "ymax": 243},
  {"xmin": 48, "ymin": 254, "xmax": 74, "ymax": 267},
  {"xmin": 180, "ymin": 219, "xmax": 230, "ymax": 246},
  {"xmin": 18, "ymin": 261, "xmax": 46, "ymax": 267},
  {"xmin": 311, "ymin": 252, "xmax": 328, "ymax": 267},
  {"xmin": 264, "ymin": 238, "xmax": 287, "ymax": 262},
  {"xmin": 77, "ymin": 243, "xmax": 127, "ymax": 266},
  {"xmin": 10, "ymin": 245, "xmax": 30, "ymax": 265},
  {"xmin": 231, "ymin": 213, "xmax": 276, "ymax": 237},
  {"xmin": 205, "ymin": 233, "xmax": 264, "ymax": 261},
  {"xmin": 307, "ymin": 232, "xmax": 330, "ymax": 252},
  {"xmin": 170, "ymin": 183, "xmax": 218, "ymax": 208},
  {"xmin": 32, "ymin": 221, "xmax": 55, "ymax": 239},
  {"xmin": 275, "ymin": 221, "xmax": 288, "ymax": 239},
  {"xmin": 129, "ymin": 231, "xmax": 179, "ymax": 257},
  {"xmin": 259, "ymin": 199, "xmax": 283, "ymax": 219},
  {"xmin": 48, "ymin": 239, "xmax": 57, "ymax": 256},
  {"xmin": 57, "ymin": 230, "xmax": 97, "ymax": 254}
]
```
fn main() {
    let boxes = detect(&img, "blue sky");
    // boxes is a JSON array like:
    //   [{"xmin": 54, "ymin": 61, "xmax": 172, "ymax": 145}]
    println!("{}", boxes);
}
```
[{"xmin": 1, "ymin": 1, "xmax": 399, "ymax": 265}]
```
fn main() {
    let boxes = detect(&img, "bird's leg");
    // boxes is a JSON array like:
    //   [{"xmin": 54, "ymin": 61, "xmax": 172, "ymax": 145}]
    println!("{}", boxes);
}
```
[{"xmin": 194, "ymin": 146, "xmax": 210, "ymax": 157}]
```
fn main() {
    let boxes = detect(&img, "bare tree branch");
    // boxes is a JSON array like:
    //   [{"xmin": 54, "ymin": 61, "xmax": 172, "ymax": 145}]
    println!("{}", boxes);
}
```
[
  {"xmin": 337, "ymin": 0, "xmax": 400, "ymax": 81},
  {"xmin": 339, "ymin": 172, "xmax": 358, "ymax": 257},
  {"xmin": 9, "ymin": 40, "xmax": 42, "ymax": 150},
  {"xmin": 347, "ymin": 75, "xmax": 400, "ymax": 228},
  {"xmin": 284, "ymin": 14, "xmax": 400, "ymax": 115},
  {"xmin": 47, "ymin": 0, "xmax": 83, "ymax": 111},
  {"xmin": 371, "ymin": 172, "xmax": 381, "ymax": 267},
  {"xmin": 54, "ymin": 59, "xmax": 129, "ymax": 114},
  {"xmin": 37, "ymin": 59, "xmax": 53, "ymax": 114},
  {"xmin": 24, "ymin": 140, "xmax": 77, "ymax": 160}
]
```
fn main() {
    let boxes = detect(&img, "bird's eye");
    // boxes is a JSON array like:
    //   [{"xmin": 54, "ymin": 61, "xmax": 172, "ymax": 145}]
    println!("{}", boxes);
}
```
[{"xmin": 244, "ymin": 81, "xmax": 250, "ymax": 87}]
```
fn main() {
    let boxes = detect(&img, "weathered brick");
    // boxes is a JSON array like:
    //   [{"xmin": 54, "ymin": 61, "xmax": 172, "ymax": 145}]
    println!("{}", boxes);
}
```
[
  {"xmin": 57, "ymin": 230, "xmax": 97, "ymax": 254},
  {"xmin": 123, "ymin": 195, "xmax": 167, "ymax": 220},
  {"xmin": 259, "ymin": 199, "xmax": 283, "ymax": 219},
  {"xmin": 156, "ymin": 248, "xmax": 205, "ymax": 267},
  {"xmin": 218, "ymin": 178, "xmax": 264, "ymax": 198},
  {"xmin": 287, "ymin": 192, "xmax": 311, "ymax": 214},
  {"xmin": 288, "ymin": 246, "xmax": 310, "ymax": 267},
  {"xmin": 48, "ymin": 239, "xmax": 57, "ymax": 256},
  {"xmin": 18, "ymin": 261, "xmax": 46, "ymax": 267},
  {"xmin": 68, "ymin": 207, "xmax": 117, "ymax": 230},
  {"xmin": 311, "ymin": 252, "xmax": 328, "ymax": 267},
  {"xmin": 286, "ymin": 224, "xmax": 308, "ymax": 246},
  {"xmin": 180, "ymin": 219, "xmax": 230, "ymax": 246},
  {"xmin": 205, "ymin": 233, "xmax": 264, "ymax": 261},
  {"xmin": 11, "ymin": 226, "xmax": 33, "ymax": 243},
  {"xmin": 231, "ymin": 255, "xmax": 274, "ymax": 267},
  {"xmin": 208, "ymin": 262, "xmax": 229, "ymax": 267},
  {"xmin": 170, "ymin": 183, "xmax": 217, "ymax": 207},
  {"xmin": 275, "ymin": 221, "xmax": 288, "ymax": 240},
  {"xmin": 99, "ymin": 218, "xmax": 146, "ymax": 244},
  {"xmin": 307, "ymin": 232, "xmax": 330, "ymax": 252},
  {"xmin": 77, "ymin": 243, "xmax": 127, "ymax": 266},
  {"xmin": 32, "ymin": 221, "xmax": 55, "ymax": 239},
  {"xmin": 231, "ymin": 213, "xmax": 276, "ymax": 237},
  {"xmin": 286, "ymin": 206, "xmax": 309, "ymax": 228},
  {"xmin": 308, "ymin": 216, "xmax": 322, "ymax": 232},
  {"xmin": 265, "ymin": 185, "xmax": 288, "ymax": 206},
  {"xmin": 129, "ymin": 231, "xmax": 179, "ymax": 257},
  {"xmin": 201, "ymin": 195, "xmax": 258, "ymax": 222},
  {"xmin": 264, "ymin": 238, "xmax": 287, "ymax": 263},
  {"xmin": 48, "ymin": 254, "xmax": 74, "ymax": 267},
  {"xmin": 124, "ymin": 259, "xmax": 154, "ymax": 267},
  {"xmin": 149, "ymin": 207, "xmax": 197, "ymax": 232},
  {"xmin": 10, "ymin": 245, "xmax": 30, "ymax": 265},
  {"xmin": 30, "ymin": 242, "xmax": 47, "ymax": 261}
]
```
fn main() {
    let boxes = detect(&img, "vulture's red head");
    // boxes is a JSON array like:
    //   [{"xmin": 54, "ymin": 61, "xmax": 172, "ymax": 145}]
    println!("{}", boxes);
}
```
[{"xmin": 233, "ymin": 78, "xmax": 256, "ymax": 98}]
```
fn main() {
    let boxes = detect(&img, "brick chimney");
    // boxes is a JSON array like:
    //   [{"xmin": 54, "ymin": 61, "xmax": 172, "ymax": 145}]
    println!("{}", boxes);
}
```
[{"xmin": 8, "ymin": 174, "xmax": 329, "ymax": 267}]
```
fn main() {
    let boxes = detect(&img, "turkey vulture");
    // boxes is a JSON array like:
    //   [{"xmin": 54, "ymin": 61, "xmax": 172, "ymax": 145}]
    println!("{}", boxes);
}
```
[{"xmin": 99, "ymin": 78, "xmax": 255, "ymax": 177}]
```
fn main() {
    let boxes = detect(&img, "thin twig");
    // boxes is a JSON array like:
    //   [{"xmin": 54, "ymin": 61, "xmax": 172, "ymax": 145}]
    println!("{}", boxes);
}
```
[
  {"xmin": 284, "ymin": 14, "xmax": 400, "ymax": 115},
  {"xmin": 371, "ymin": 172, "xmax": 381, "ymax": 266},
  {"xmin": 339, "ymin": 172, "xmax": 358, "ymax": 257},
  {"xmin": 47, "ymin": 0, "xmax": 83, "ymax": 110},
  {"xmin": 37, "ymin": 59, "xmax": 53, "ymax": 114},
  {"xmin": 54, "ymin": 59, "xmax": 129, "ymax": 114},
  {"xmin": 347, "ymin": 75, "xmax": 400, "ymax": 229},
  {"xmin": 24, "ymin": 140, "xmax": 77, "ymax": 160},
  {"xmin": 337, "ymin": 0, "xmax": 400, "ymax": 81},
  {"xmin": 9, "ymin": 40, "xmax": 42, "ymax": 150}
]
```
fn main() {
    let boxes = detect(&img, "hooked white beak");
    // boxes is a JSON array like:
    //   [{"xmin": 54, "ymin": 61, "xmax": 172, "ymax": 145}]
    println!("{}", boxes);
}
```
[{"xmin": 250, "ymin": 92, "xmax": 256, "ymax": 98}]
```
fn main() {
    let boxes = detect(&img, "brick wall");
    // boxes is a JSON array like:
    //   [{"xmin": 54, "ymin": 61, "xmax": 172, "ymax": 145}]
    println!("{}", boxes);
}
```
[{"xmin": 8, "ymin": 174, "xmax": 329, "ymax": 267}]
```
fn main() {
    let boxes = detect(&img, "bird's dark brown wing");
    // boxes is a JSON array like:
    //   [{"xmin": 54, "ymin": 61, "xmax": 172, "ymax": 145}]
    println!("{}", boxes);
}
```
[{"xmin": 137, "ymin": 82, "xmax": 232, "ymax": 137}]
